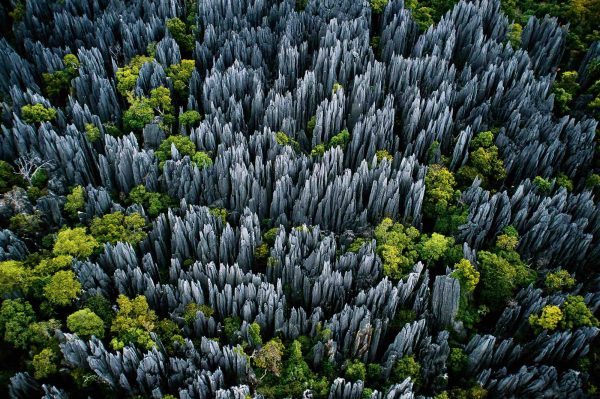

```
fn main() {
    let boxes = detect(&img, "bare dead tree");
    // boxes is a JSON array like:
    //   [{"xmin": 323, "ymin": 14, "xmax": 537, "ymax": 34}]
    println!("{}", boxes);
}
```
[{"xmin": 14, "ymin": 153, "xmax": 54, "ymax": 185}]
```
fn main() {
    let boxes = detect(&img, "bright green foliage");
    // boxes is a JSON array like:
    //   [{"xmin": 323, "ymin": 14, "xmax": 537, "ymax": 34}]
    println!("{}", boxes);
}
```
[
  {"xmin": 0, "ymin": 260, "xmax": 29, "ymax": 296},
  {"xmin": 64, "ymin": 185, "xmax": 85, "ymax": 216},
  {"xmin": 376, "ymin": 149, "xmax": 393, "ymax": 161},
  {"xmin": 529, "ymin": 305, "xmax": 563, "ymax": 331},
  {"xmin": 263, "ymin": 228, "xmax": 280, "ymax": 245},
  {"xmin": 311, "ymin": 144, "xmax": 325, "ymax": 156},
  {"xmin": 110, "ymin": 295, "xmax": 158, "ymax": 350},
  {"xmin": 9, "ymin": 212, "xmax": 42, "ymax": 236},
  {"xmin": 280, "ymin": 340, "xmax": 315, "ymax": 396},
  {"xmin": 391, "ymin": 355, "xmax": 421, "ymax": 386},
  {"xmin": 116, "ymin": 55, "xmax": 153, "ymax": 96},
  {"xmin": 167, "ymin": 59, "xmax": 196, "ymax": 97},
  {"xmin": 470, "ymin": 131, "xmax": 494, "ymax": 149},
  {"xmin": 42, "ymin": 54, "xmax": 79, "ymax": 103},
  {"xmin": 155, "ymin": 135, "xmax": 197, "ymax": 168},
  {"xmin": 495, "ymin": 233, "xmax": 519, "ymax": 251},
  {"xmin": 0, "ymin": 160, "xmax": 23, "ymax": 193},
  {"xmin": 123, "ymin": 86, "xmax": 174, "ymax": 131},
  {"xmin": 123, "ymin": 94, "xmax": 154, "ymax": 131},
  {"xmin": 406, "ymin": 0, "xmax": 434, "ymax": 31},
  {"xmin": 545, "ymin": 270, "xmax": 575, "ymax": 292},
  {"xmin": 507, "ymin": 23, "xmax": 523, "ymax": 48},
  {"xmin": 345, "ymin": 359, "xmax": 366, "ymax": 381},
  {"xmin": 90, "ymin": 212, "xmax": 147, "ymax": 245},
  {"xmin": 555, "ymin": 173, "xmax": 574, "ymax": 191},
  {"xmin": 452, "ymin": 259, "xmax": 480, "ymax": 293},
  {"xmin": 30, "ymin": 168, "xmax": 48, "ymax": 189},
  {"xmin": 448, "ymin": 347, "xmax": 468, "ymax": 375},
  {"xmin": 255, "ymin": 243, "xmax": 269, "ymax": 260},
  {"xmin": 424, "ymin": 164, "xmax": 457, "ymax": 219},
  {"xmin": 192, "ymin": 151, "xmax": 213, "ymax": 169},
  {"xmin": 248, "ymin": 322, "xmax": 262, "ymax": 347},
  {"xmin": 32, "ymin": 348, "xmax": 57, "ymax": 379},
  {"xmin": 166, "ymin": 18, "xmax": 195, "ymax": 51},
  {"xmin": 560, "ymin": 295, "xmax": 599, "ymax": 329},
  {"xmin": 85, "ymin": 123, "xmax": 101, "ymax": 142},
  {"xmin": 374, "ymin": 218, "xmax": 421, "ymax": 279},
  {"xmin": 180, "ymin": 110, "xmax": 202, "ymax": 127},
  {"xmin": 128, "ymin": 185, "xmax": 174, "ymax": 217},
  {"xmin": 419, "ymin": 233, "xmax": 454, "ymax": 264},
  {"xmin": 347, "ymin": 237, "xmax": 367, "ymax": 253},
  {"xmin": 586, "ymin": 173, "xmax": 600, "ymax": 189},
  {"xmin": 254, "ymin": 338, "xmax": 285, "ymax": 376},
  {"xmin": 477, "ymin": 250, "xmax": 534, "ymax": 310},
  {"xmin": 33, "ymin": 255, "xmax": 73, "ymax": 277},
  {"xmin": 210, "ymin": 207, "xmax": 228, "ymax": 224},
  {"xmin": 21, "ymin": 104, "xmax": 57, "ymax": 124},
  {"xmin": 533, "ymin": 176, "xmax": 552, "ymax": 193},
  {"xmin": 0, "ymin": 299, "xmax": 35, "ymax": 349},
  {"xmin": 329, "ymin": 129, "xmax": 350, "ymax": 148},
  {"xmin": 371, "ymin": 0, "xmax": 389, "ymax": 14},
  {"xmin": 44, "ymin": 270, "xmax": 81, "ymax": 306},
  {"xmin": 67, "ymin": 308, "xmax": 105, "ymax": 338},
  {"xmin": 553, "ymin": 71, "xmax": 580, "ymax": 114},
  {"xmin": 275, "ymin": 131, "xmax": 300, "ymax": 150},
  {"xmin": 53, "ymin": 227, "xmax": 99, "ymax": 258}
]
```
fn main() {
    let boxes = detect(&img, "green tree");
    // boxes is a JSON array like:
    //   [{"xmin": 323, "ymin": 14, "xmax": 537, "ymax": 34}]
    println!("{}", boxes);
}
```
[
  {"xmin": 457, "ymin": 131, "xmax": 506, "ymax": 189},
  {"xmin": 418, "ymin": 233, "xmax": 454, "ymax": 264},
  {"xmin": 0, "ymin": 160, "xmax": 23, "ymax": 193},
  {"xmin": 122, "ymin": 94, "xmax": 155, "ymax": 132},
  {"xmin": 85, "ymin": 294, "xmax": 114, "ymax": 325},
  {"xmin": 533, "ymin": 176, "xmax": 552, "ymax": 194},
  {"xmin": 33, "ymin": 255, "xmax": 73, "ymax": 276},
  {"xmin": 166, "ymin": 18, "xmax": 195, "ymax": 51},
  {"xmin": 329, "ymin": 129, "xmax": 350, "ymax": 148},
  {"xmin": 67, "ymin": 308, "xmax": 105, "ymax": 338},
  {"xmin": 545, "ymin": 270, "xmax": 575, "ymax": 293},
  {"xmin": 424, "ymin": 164, "xmax": 458, "ymax": 219},
  {"xmin": 21, "ymin": 104, "xmax": 57, "ymax": 124},
  {"xmin": 529, "ymin": 305, "xmax": 563, "ymax": 331},
  {"xmin": 42, "ymin": 54, "xmax": 80, "ymax": 103},
  {"xmin": 477, "ymin": 250, "xmax": 534, "ymax": 310},
  {"xmin": 248, "ymin": 322, "xmax": 262, "ymax": 347},
  {"xmin": 128, "ymin": 185, "xmax": 174, "ymax": 217},
  {"xmin": 116, "ymin": 55, "xmax": 153, "ymax": 96},
  {"xmin": 254, "ymin": 338, "xmax": 285, "ymax": 377},
  {"xmin": 451, "ymin": 259, "xmax": 480, "ymax": 293},
  {"xmin": 391, "ymin": 355, "xmax": 421, "ymax": 386},
  {"xmin": 9, "ymin": 212, "xmax": 42, "ymax": 236},
  {"xmin": 155, "ymin": 135, "xmax": 197, "ymax": 168},
  {"xmin": 85, "ymin": 123, "xmax": 101, "ymax": 142},
  {"xmin": 345, "ymin": 359, "xmax": 367, "ymax": 381},
  {"xmin": 192, "ymin": 151, "xmax": 213, "ymax": 169},
  {"xmin": 53, "ymin": 227, "xmax": 99, "ymax": 258},
  {"xmin": 0, "ymin": 260, "xmax": 29, "ymax": 296},
  {"xmin": 507, "ymin": 23, "xmax": 523, "ymax": 48},
  {"xmin": 32, "ymin": 348, "xmax": 57, "ymax": 379},
  {"xmin": 43, "ymin": 270, "xmax": 81, "ymax": 306},
  {"xmin": 375, "ymin": 218, "xmax": 421, "ymax": 279},
  {"xmin": 90, "ymin": 212, "xmax": 147, "ymax": 245},
  {"xmin": 180, "ymin": 110, "xmax": 202, "ymax": 127},
  {"xmin": 64, "ymin": 185, "xmax": 85, "ymax": 216},
  {"xmin": 560, "ymin": 295, "xmax": 599, "ymax": 329},
  {"xmin": 0, "ymin": 299, "xmax": 36, "ymax": 349},
  {"xmin": 371, "ymin": 0, "xmax": 389, "ymax": 14},
  {"xmin": 448, "ymin": 347, "xmax": 468, "ymax": 375},
  {"xmin": 167, "ymin": 59, "xmax": 196, "ymax": 97},
  {"xmin": 281, "ymin": 340, "xmax": 314, "ymax": 396},
  {"xmin": 110, "ymin": 295, "xmax": 158, "ymax": 350}
]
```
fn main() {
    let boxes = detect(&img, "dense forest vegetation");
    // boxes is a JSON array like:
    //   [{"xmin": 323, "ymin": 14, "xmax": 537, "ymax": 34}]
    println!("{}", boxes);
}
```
[{"xmin": 0, "ymin": 0, "xmax": 599, "ymax": 398}]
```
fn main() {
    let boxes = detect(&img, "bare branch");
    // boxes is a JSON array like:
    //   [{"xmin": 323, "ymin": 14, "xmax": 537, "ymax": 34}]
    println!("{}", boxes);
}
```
[{"xmin": 15, "ymin": 153, "xmax": 54, "ymax": 185}]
